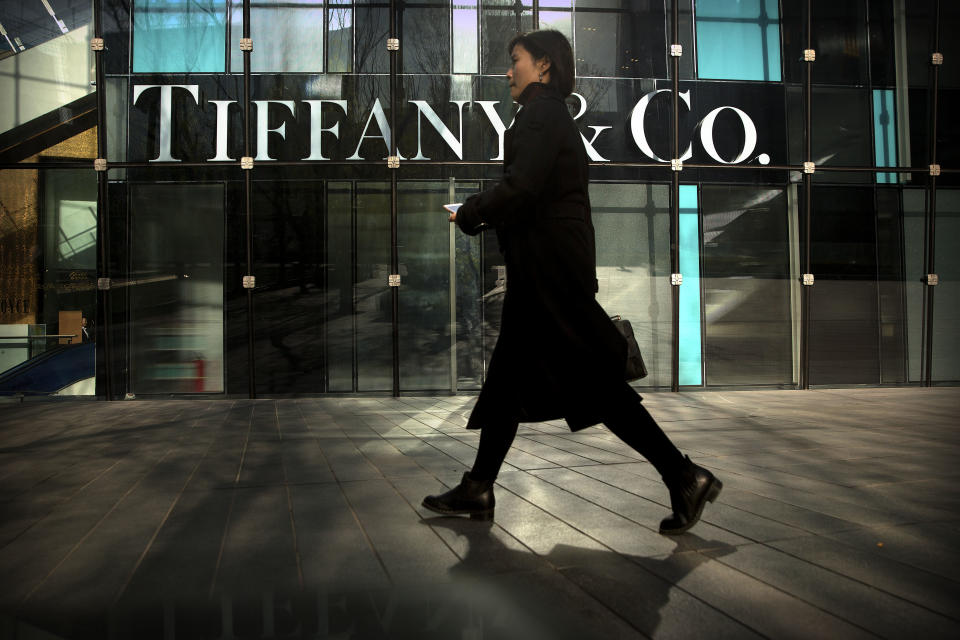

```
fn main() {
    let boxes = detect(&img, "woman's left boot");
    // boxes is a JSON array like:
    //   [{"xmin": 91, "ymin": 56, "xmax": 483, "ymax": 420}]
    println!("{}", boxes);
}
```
[
  {"xmin": 659, "ymin": 455, "xmax": 722, "ymax": 535},
  {"xmin": 422, "ymin": 472, "xmax": 495, "ymax": 520}
]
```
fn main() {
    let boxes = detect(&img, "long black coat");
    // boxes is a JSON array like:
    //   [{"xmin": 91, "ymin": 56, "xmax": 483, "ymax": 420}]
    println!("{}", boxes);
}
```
[{"xmin": 456, "ymin": 83, "xmax": 630, "ymax": 431}]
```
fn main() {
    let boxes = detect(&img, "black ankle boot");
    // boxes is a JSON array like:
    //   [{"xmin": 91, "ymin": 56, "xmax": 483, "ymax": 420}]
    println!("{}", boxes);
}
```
[
  {"xmin": 659, "ymin": 455, "xmax": 722, "ymax": 535},
  {"xmin": 422, "ymin": 472, "xmax": 495, "ymax": 520}
]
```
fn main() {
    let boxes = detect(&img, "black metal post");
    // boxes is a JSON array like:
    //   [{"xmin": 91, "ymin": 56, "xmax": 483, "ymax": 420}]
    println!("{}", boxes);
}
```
[
  {"xmin": 92, "ymin": 0, "xmax": 114, "ymax": 400},
  {"xmin": 390, "ymin": 0, "xmax": 400, "ymax": 397},
  {"xmin": 923, "ymin": 0, "xmax": 941, "ymax": 387},
  {"xmin": 243, "ymin": 0, "xmax": 256, "ymax": 398},
  {"xmin": 669, "ymin": 0, "xmax": 680, "ymax": 392},
  {"xmin": 800, "ymin": 0, "xmax": 813, "ymax": 390}
]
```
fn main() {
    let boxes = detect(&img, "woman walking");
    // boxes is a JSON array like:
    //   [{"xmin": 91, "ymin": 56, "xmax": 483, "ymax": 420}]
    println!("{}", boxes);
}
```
[{"xmin": 422, "ymin": 30, "xmax": 721, "ymax": 535}]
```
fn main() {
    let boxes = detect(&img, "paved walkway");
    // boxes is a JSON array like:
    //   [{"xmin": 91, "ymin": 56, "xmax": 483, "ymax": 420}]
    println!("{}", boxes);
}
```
[{"xmin": 1, "ymin": 388, "xmax": 959, "ymax": 639}]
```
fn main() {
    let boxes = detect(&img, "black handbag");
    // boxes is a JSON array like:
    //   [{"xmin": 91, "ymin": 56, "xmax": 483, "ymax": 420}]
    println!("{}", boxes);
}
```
[{"xmin": 610, "ymin": 315, "xmax": 648, "ymax": 381}]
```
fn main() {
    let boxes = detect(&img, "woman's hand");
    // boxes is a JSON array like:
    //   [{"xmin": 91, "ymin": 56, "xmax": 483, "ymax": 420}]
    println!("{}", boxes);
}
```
[{"xmin": 448, "ymin": 210, "xmax": 457, "ymax": 223}]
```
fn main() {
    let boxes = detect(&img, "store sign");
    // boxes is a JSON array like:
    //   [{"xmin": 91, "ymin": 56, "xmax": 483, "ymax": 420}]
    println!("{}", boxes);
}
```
[{"xmin": 129, "ymin": 81, "xmax": 776, "ymax": 165}]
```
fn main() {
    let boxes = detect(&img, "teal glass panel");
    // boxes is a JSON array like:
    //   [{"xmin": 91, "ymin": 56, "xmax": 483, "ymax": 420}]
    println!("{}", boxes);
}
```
[
  {"xmin": 873, "ymin": 89, "xmax": 898, "ymax": 183},
  {"xmin": 133, "ymin": 0, "xmax": 227, "ymax": 73},
  {"xmin": 695, "ymin": 0, "xmax": 781, "ymax": 81},
  {"xmin": 679, "ymin": 185, "xmax": 702, "ymax": 385}
]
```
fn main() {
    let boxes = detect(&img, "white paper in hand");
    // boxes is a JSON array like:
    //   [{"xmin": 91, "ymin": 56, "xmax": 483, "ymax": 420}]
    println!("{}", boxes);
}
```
[{"xmin": 443, "ymin": 203, "xmax": 462, "ymax": 214}]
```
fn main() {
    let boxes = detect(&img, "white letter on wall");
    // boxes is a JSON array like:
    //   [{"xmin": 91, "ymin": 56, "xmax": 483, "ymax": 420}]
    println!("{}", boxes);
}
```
[
  {"xmin": 409, "ymin": 100, "xmax": 469, "ymax": 160},
  {"xmin": 253, "ymin": 100, "xmax": 296, "ymax": 161},
  {"xmin": 133, "ymin": 84, "xmax": 200, "ymax": 162}
]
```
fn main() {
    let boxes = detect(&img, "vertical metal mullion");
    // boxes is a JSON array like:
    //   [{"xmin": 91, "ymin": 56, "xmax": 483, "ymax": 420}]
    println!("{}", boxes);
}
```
[
  {"xmin": 923, "ymin": 0, "xmax": 941, "ymax": 386},
  {"xmin": 800, "ymin": 0, "xmax": 813, "ymax": 390},
  {"xmin": 321, "ymin": 181, "xmax": 329, "ymax": 392},
  {"xmin": 243, "ymin": 0, "xmax": 256, "ymax": 398},
  {"xmin": 390, "ymin": 0, "xmax": 400, "ymax": 397},
  {"xmin": 670, "ymin": 0, "xmax": 680, "ymax": 392},
  {"xmin": 351, "ymin": 182, "xmax": 359, "ymax": 392},
  {"xmin": 448, "ymin": 177, "xmax": 458, "ymax": 394},
  {"xmin": 865, "ymin": 0, "xmax": 884, "ymax": 383},
  {"xmin": 93, "ymin": 0, "xmax": 114, "ymax": 400}
]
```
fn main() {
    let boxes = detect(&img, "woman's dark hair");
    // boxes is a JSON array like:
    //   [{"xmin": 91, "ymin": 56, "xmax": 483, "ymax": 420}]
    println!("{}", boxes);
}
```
[{"xmin": 508, "ymin": 30, "xmax": 575, "ymax": 97}]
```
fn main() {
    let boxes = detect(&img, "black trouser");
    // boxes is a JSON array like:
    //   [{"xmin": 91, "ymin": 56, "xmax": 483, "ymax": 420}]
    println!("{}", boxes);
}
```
[{"xmin": 470, "ymin": 386, "xmax": 685, "ymax": 482}]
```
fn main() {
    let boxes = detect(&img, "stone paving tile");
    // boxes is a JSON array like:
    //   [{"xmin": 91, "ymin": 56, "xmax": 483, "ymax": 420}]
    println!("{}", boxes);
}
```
[
  {"xmin": 1, "ymin": 388, "xmax": 958, "ymax": 639},
  {"xmin": 705, "ymin": 542, "xmax": 958, "ymax": 639},
  {"xmin": 768, "ymin": 535, "xmax": 960, "ymax": 620}
]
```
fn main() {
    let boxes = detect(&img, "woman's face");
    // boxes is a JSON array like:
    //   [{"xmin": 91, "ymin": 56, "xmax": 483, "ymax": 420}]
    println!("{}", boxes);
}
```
[{"xmin": 506, "ymin": 44, "xmax": 548, "ymax": 100}]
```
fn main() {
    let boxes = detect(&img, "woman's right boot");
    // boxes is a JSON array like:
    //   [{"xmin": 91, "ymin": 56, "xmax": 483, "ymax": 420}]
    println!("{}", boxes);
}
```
[
  {"xmin": 659, "ymin": 456, "xmax": 722, "ymax": 535},
  {"xmin": 422, "ymin": 472, "xmax": 495, "ymax": 520}
]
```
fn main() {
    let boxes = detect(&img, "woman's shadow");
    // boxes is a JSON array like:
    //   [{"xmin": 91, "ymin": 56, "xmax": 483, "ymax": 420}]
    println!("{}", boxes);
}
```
[{"xmin": 418, "ymin": 515, "xmax": 737, "ymax": 640}]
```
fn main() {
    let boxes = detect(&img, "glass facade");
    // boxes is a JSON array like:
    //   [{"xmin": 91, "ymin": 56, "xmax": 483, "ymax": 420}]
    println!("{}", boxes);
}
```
[{"xmin": 1, "ymin": 0, "xmax": 959, "ymax": 398}]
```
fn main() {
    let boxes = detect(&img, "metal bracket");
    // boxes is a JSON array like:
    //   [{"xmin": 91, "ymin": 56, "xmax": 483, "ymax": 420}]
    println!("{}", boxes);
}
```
[
  {"xmin": 930, "ymin": 164, "xmax": 941, "ymax": 176},
  {"xmin": 242, "ymin": 275, "xmax": 256, "ymax": 289},
  {"xmin": 387, "ymin": 156, "xmax": 400, "ymax": 169},
  {"xmin": 94, "ymin": 158, "xmax": 107, "ymax": 171},
  {"xmin": 802, "ymin": 273, "xmax": 815, "ymax": 286},
  {"xmin": 670, "ymin": 273, "xmax": 683, "ymax": 286},
  {"xmin": 387, "ymin": 38, "xmax": 399, "ymax": 51},
  {"xmin": 239, "ymin": 38, "xmax": 253, "ymax": 52},
  {"xmin": 803, "ymin": 161, "xmax": 816, "ymax": 174},
  {"xmin": 90, "ymin": 37, "xmax": 104, "ymax": 51},
  {"xmin": 926, "ymin": 274, "xmax": 939, "ymax": 286},
  {"xmin": 241, "ymin": 156, "xmax": 254, "ymax": 170},
  {"xmin": 388, "ymin": 274, "xmax": 401, "ymax": 287},
  {"xmin": 671, "ymin": 158, "xmax": 683, "ymax": 172},
  {"xmin": 932, "ymin": 52, "xmax": 944, "ymax": 65},
  {"xmin": 803, "ymin": 49, "xmax": 816, "ymax": 62},
  {"xmin": 97, "ymin": 277, "xmax": 112, "ymax": 291},
  {"xmin": 670, "ymin": 44, "xmax": 683, "ymax": 57}
]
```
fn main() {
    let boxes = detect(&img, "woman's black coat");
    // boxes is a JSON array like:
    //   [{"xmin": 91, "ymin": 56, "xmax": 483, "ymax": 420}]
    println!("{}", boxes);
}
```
[{"xmin": 456, "ymin": 83, "xmax": 630, "ymax": 431}]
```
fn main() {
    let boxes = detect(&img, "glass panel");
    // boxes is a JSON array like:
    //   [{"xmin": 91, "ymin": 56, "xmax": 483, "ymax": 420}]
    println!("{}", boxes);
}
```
[
  {"xmin": 326, "ymin": 182, "xmax": 354, "ymax": 391},
  {"xmin": 574, "ymin": 3, "xmax": 667, "ymax": 79},
  {"xmin": 356, "ymin": 3, "xmax": 389, "ymax": 73},
  {"xmin": 936, "ymin": 90, "xmax": 960, "ymax": 187},
  {"xmin": 481, "ymin": 1, "xmax": 533, "ymax": 74},
  {"xmin": 873, "ymin": 89, "xmax": 898, "ymax": 183},
  {"xmin": 678, "ymin": 185, "xmax": 702, "ymax": 386},
  {"xmin": 808, "ymin": 186, "xmax": 880, "ymax": 385},
  {"xmin": 905, "ymin": 0, "xmax": 935, "ymax": 89},
  {"xmin": 876, "ymin": 188, "xmax": 908, "ymax": 384},
  {"xmin": 400, "ymin": 8, "xmax": 450, "ymax": 74},
  {"xmin": 355, "ymin": 182, "xmax": 391, "ymax": 391},
  {"xmin": 328, "ymin": 1, "xmax": 354, "ymax": 73},
  {"xmin": 782, "ymin": 0, "xmax": 868, "ymax": 85},
  {"xmin": 695, "ymin": 0, "xmax": 781, "ymax": 82},
  {"xmin": 539, "ymin": 10, "xmax": 572, "ymax": 44},
  {"xmin": 940, "ymin": 2, "xmax": 960, "ymax": 88},
  {"xmin": 591, "ymin": 183, "xmax": 671, "ymax": 388},
  {"xmin": 903, "ymin": 189, "xmax": 925, "ymax": 382},
  {"xmin": 397, "ymin": 180, "xmax": 482, "ymax": 391},
  {"xmin": 701, "ymin": 185, "xmax": 793, "ymax": 386},
  {"xmin": 0, "ymin": 18, "xmax": 95, "ymax": 136},
  {"xmin": 868, "ymin": 0, "xmax": 896, "ymax": 87},
  {"xmin": 130, "ymin": 184, "xmax": 225, "ymax": 394},
  {"xmin": 0, "ymin": 153, "xmax": 97, "ymax": 397},
  {"xmin": 105, "ymin": 77, "xmax": 128, "ymax": 166},
  {"xmin": 787, "ymin": 86, "xmax": 873, "ymax": 182},
  {"xmin": 250, "ymin": 180, "xmax": 325, "ymax": 394},
  {"xmin": 933, "ymin": 190, "xmax": 960, "ymax": 381},
  {"xmin": 0, "ymin": 0, "xmax": 93, "ymax": 53},
  {"xmin": 678, "ymin": 0, "xmax": 696, "ymax": 80},
  {"xmin": 230, "ymin": 0, "xmax": 324, "ymax": 73},
  {"xmin": 453, "ymin": 0, "xmax": 480, "ymax": 74},
  {"xmin": 133, "ymin": 0, "xmax": 227, "ymax": 73}
]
